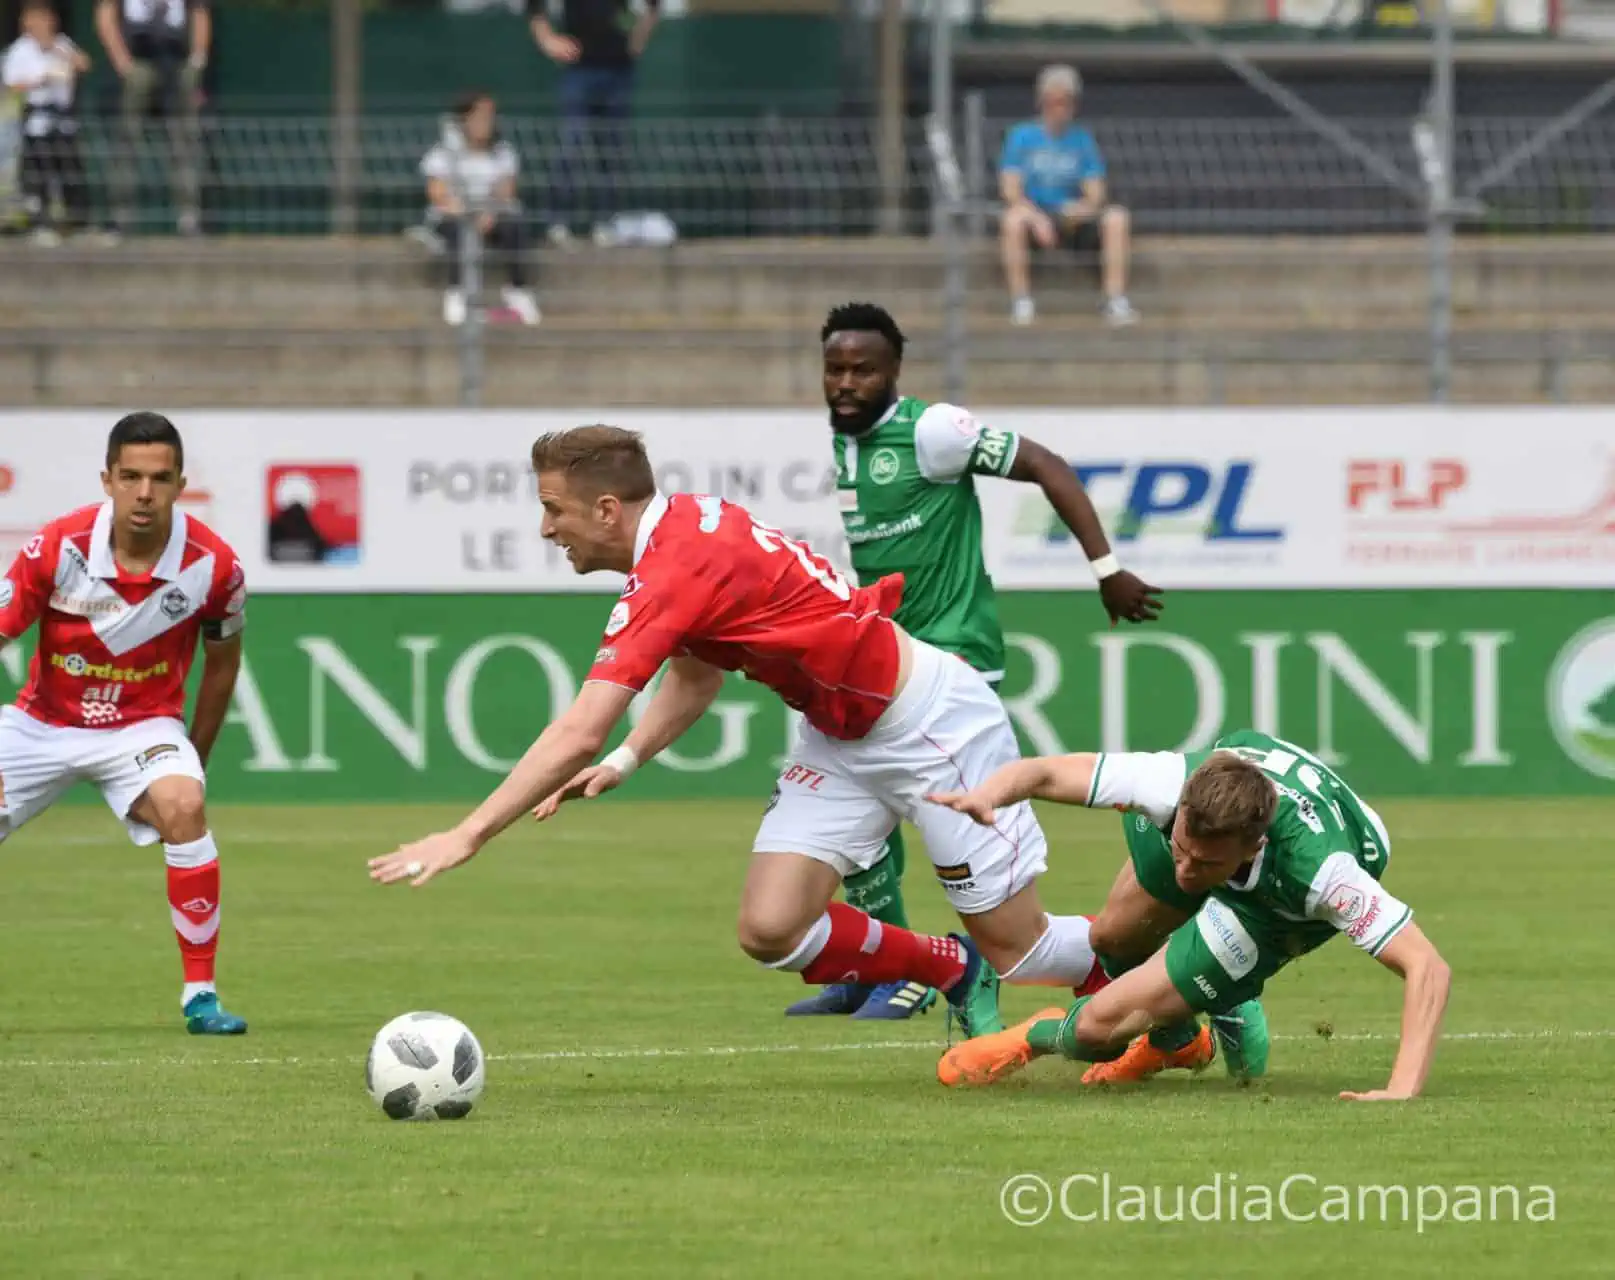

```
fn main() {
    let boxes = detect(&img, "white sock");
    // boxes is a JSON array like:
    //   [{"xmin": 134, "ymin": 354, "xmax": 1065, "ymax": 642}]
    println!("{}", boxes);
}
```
[
  {"xmin": 1001, "ymin": 914, "xmax": 1097, "ymax": 986},
  {"xmin": 163, "ymin": 832, "xmax": 218, "ymax": 869},
  {"xmin": 182, "ymin": 982, "xmax": 216, "ymax": 1008},
  {"xmin": 761, "ymin": 912, "xmax": 834, "ymax": 972}
]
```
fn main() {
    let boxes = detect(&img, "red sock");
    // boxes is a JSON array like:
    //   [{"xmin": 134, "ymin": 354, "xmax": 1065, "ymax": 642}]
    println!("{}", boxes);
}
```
[
  {"xmin": 1073, "ymin": 914, "xmax": 1111, "ymax": 999},
  {"xmin": 168, "ymin": 861, "xmax": 220, "ymax": 985},
  {"xmin": 799, "ymin": 902, "xmax": 968, "ymax": 990}
]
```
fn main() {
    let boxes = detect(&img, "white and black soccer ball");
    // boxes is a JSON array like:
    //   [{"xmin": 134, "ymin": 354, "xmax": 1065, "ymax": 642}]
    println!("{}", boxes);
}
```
[{"xmin": 365, "ymin": 1011, "xmax": 485, "ymax": 1121}]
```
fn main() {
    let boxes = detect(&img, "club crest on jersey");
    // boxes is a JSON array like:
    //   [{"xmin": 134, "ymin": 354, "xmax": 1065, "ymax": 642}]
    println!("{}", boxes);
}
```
[
  {"xmin": 160, "ymin": 587, "xmax": 190, "ymax": 619},
  {"xmin": 869, "ymin": 448, "xmax": 901, "ymax": 485},
  {"xmin": 620, "ymin": 573, "xmax": 643, "ymax": 600},
  {"xmin": 135, "ymin": 743, "xmax": 180, "ymax": 770},
  {"xmin": 604, "ymin": 602, "xmax": 631, "ymax": 637},
  {"xmin": 0, "ymin": 577, "xmax": 12, "ymax": 609},
  {"xmin": 21, "ymin": 534, "xmax": 43, "ymax": 560}
]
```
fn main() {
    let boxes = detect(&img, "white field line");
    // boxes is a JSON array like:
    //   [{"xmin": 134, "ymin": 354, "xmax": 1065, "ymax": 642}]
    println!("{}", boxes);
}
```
[{"xmin": 3, "ymin": 1028, "xmax": 1613, "ymax": 1071}]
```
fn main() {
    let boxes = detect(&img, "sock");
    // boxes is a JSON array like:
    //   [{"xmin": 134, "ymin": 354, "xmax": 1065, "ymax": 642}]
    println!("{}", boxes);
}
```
[
  {"xmin": 1097, "ymin": 951, "xmax": 1133, "ymax": 981},
  {"xmin": 842, "ymin": 831, "xmax": 910, "ymax": 930},
  {"xmin": 1003, "ymin": 914, "xmax": 1104, "ymax": 988},
  {"xmin": 165, "ymin": 833, "xmax": 220, "ymax": 1003},
  {"xmin": 1025, "ymin": 997, "xmax": 1126, "ymax": 1064},
  {"xmin": 776, "ymin": 902, "xmax": 968, "ymax": 992},
  {"xmin": 1147, "ymin": 1018, "xmax": 1202, "ymax": 1053}
]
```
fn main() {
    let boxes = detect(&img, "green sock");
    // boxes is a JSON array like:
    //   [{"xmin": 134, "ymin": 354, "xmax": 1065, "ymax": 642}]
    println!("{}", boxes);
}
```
[
  {"xmin": 1147, "ymin": 1018, "xmax": 1201, "ymax": 1053},
  {"xmin": 1097, "ymin": 951, "xmax": 1134, "ymax": 981},
  {"xmin": 843, "ymin": 830, "xmax": 909, "ymax": 929},
  {"xmin": 1025, "ymin": 998, "xmax": 1126, "ymax": 1064}
]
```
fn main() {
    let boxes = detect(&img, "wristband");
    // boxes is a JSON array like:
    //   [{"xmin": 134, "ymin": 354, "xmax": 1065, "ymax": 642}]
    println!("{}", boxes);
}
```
[
  {"xmin": 1089, "ymin": 553, "xmax": 1121, "ymax": 581},
  {"xmin": 602, "ymin": 745, "xmax": 640, "ymax": 779}
]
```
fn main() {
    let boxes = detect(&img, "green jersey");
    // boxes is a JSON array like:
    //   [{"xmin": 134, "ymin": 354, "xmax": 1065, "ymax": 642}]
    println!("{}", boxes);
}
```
[
  {"xmin": 831, "ymin": 396, "xmax": 1019, "ymax": 679},
  {"xmin": 1104, "ymin": 730, "xmax": 1414, "ymax": 1011}
]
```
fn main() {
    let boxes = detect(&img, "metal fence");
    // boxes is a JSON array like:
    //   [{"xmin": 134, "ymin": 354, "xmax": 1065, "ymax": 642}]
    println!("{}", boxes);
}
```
[
  {"xmin": 7, "ymin": 110, "xmax": 1615, "ymax": 408},
  {"xmin": 12, "ymin": 111, "xmax": 1615, "ymax": 238}
]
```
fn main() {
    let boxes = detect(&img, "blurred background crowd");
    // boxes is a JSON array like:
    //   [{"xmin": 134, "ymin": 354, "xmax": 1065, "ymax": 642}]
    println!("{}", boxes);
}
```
[{"xmin": 3, "ymin": 0, "xmax": 1614, "ymax": 409}]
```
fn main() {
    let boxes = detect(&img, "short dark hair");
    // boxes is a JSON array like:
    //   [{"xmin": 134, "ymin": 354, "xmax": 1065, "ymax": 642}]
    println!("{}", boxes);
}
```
[
  {"xmin": 21, "ymin": 0, "xmax": 59, "ymax": 17},
  {"xmin": 106, "ymin": 411, "xmax": 184, "ymax": 472},
  {"xmin": 530, "ymin": 425, "xmax": 655, "ymax": 502},
  {"xmin": 455, "ymin": 90, "xmax": 493, "ymax": 118},
  {"xmin": 821, "ymin": 302, "xmax": 905, "ymax": 360},
  {"xmin": 1179, "ymin": 753, "xmax": 1276, "ymax": 849}
]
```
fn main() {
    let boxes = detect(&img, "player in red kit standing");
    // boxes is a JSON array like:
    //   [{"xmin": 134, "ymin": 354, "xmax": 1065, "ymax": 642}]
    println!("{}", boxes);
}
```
[
  {"xmin": 0, "ymin": 413, "xmax": 249, "ymax": 1035},
  {"xmin": 371, "ymin": 427, "xmax": 1108, "ymax": 1039}
]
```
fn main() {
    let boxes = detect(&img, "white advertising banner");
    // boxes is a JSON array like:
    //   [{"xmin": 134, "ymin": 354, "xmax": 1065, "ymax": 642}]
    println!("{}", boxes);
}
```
[{"xmin": 0, "ymin": 407, "xmax": 1610, "ymax": 592}]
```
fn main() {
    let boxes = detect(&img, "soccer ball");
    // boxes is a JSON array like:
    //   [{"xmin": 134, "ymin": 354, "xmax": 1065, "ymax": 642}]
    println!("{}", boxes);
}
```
[{"xmin": 365, "ymin": 1011, "xmax": 485, "ymax": 1121}]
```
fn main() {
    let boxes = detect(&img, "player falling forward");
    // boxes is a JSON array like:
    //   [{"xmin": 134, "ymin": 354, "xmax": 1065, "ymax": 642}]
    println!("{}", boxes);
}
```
[
  {"xmin": 788, "ymin": 301, "xmax": 1163, "ymax": 1021},
  {"xmin": 931, "ymin": 731, "xmax": 1452, "ymax": 1101},
  {"xmin": 370, "ymin": 426, "xmax": 1111, "ymax": 1034},
  {"xmin": 0, "ymin": 413, "xmax": 248, "ymax": 1034}
]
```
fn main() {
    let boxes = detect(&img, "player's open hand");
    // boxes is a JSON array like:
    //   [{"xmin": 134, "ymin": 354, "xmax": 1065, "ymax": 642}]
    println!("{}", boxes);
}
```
[
  {"xmin": 926, "ymin": 790, "xmax": 998, "ymax": 826},
  {"xmin": 369, "ymin": 829, "xmax": 477, "ymax": 888},
  {"xmin": 531, "ymin": 764, "xmax": 623, "ymax": 821},
  {"xmin": 1339, "ymin": 1088, "xmax": 1417, "ymax": 1103},
  {"xmin": 1100, "ymin": 570, "xmax": 1164, "ymax": 625}
]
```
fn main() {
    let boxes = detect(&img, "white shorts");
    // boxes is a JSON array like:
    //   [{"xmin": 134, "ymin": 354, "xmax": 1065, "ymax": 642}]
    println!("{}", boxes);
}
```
[
  {"xmin": 0, "ymin": 706, "xmax": 205, "ymax": 847},
  {"xmin": 753, "ymin": 638, "xmax": 1048, "ymax": 915}
]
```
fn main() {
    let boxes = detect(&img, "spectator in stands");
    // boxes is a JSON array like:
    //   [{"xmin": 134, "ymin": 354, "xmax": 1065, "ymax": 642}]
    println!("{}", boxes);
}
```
[
  {"xmin": 527, "ymin": 0, "xmax": 659, "ymax": 246},
  {"xmin": 95, "ymin": 0, "xmax": 208, "ymax": 236},
  {"xmin": 421, "ymin": 91, "xmax": 541, "ymax": 328},
  {"xmin": 3, "ymin": 0, "xmax": 98, "ymax": 244},
  {"xmin": 998, "ymin": 64, "xmax": 1138, "ymax": 328}
]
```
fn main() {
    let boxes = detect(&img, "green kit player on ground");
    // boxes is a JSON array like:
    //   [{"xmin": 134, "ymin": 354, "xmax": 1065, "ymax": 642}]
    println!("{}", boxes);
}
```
[
  {"xmin": 930, "ymin": 731, "xmax": 1453, "ymax": 1100},
  {"xmin": 785, "ymin": 302, "xmax": 1164, "ymax": 1021}
]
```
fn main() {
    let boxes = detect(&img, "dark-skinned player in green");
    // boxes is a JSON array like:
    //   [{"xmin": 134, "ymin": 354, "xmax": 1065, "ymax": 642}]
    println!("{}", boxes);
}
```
[{"xmin": 786, "ymin": 301, "xmax": 1164, "ymax": 1021}]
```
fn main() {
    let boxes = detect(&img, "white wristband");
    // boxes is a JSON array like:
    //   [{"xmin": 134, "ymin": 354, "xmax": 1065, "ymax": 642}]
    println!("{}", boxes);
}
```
[
  {"xmin": 1089, "ymin": 553, "xmax": 1122, "ymax": 581},
  {"xmin": 602, "ymin": 745, "xmax": 640, "ymax": 779}
]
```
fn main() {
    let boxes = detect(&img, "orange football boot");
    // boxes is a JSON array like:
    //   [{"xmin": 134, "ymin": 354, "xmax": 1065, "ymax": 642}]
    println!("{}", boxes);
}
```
[
  {"xmin": 937, "ymin": 1007, "xmax": 1068, "ymax": 1088},
  {"xmin": 1081, "ymin": 1024, "xmax": 1215, "ymax": 1085}
]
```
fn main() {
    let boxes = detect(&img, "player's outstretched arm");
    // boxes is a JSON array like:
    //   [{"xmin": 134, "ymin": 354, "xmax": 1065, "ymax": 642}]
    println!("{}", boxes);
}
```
[
  {"xmin": 189, "ymin": 635, "xmax": 242, "ymax": 769},
  {"xmin": 928, "ymin": 753, "xmax": 1100, "ymax": 824},
  {"xmin": 1008, "ymin": 438, "xmax": 1163, "ymax": 624},
  {"xmin": 532, "ymin": 657, "xmax": 725, "ymax": 820},
  {"xmin": 370, "ymin": 681, "xmax": 634, "ymax": 887},
  {"xmin": 1340, "ymin": 922, "xmax": 1451, "ymax": 1102}
]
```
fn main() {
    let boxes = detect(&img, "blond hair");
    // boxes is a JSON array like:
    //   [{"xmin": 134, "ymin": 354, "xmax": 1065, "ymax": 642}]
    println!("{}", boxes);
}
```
[
  {"xmin": 530, "ymin": 425, "xmax": 656, "ymax": 502},
  {"xmin": 1179, "ymin": 753, "xmax": 1275, "ymax": 847}
]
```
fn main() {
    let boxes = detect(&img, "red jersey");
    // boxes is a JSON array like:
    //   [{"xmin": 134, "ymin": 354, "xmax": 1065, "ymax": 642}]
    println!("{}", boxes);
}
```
[
  {"xmin": 0, "ymin": 503, "xmax": 246, "ymax": 729},
  {"xmin": 586, "ymin": 493, "xmax": 904, "ymax": 740}
]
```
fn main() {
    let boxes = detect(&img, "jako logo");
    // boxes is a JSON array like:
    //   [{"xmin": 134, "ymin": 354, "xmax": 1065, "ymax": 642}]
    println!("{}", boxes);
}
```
[
  {"xmin": 1032, "ymin": 463, "xmax": 1283, "ymax": 544},
  {"xmin": 1194, "ymin": 974, "xmax": 1219, "ymax": 1001}
]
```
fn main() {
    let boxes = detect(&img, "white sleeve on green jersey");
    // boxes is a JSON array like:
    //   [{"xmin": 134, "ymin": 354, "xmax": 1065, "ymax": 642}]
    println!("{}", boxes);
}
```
[
  {"xmin": 1304, "ymin": 852, "xmax": 1413, "ymax": 958},
  {"xmin": 913, "ymin": 403, "xmax": 1020, "ymax": 484},
  {"xmin": 1085, "ymin": 751, "xmax": 1188, "ymax": 830}
]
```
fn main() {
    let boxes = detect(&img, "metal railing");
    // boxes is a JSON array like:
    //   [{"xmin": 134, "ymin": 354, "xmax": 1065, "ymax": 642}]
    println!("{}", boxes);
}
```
[
  {"xmin": 6, "ymin": 110, "xmax": 1615, "ymax": 407},
  {"xmin": 9, "ymin": 111, "xmax": 1615, "ymax": 239}
]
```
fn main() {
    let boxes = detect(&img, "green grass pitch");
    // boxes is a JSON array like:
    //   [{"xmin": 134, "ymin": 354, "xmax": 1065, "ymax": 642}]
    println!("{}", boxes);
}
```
[{"xmin": 1, "ymin": 796, "xmax": 1612, "ymax": 1277}]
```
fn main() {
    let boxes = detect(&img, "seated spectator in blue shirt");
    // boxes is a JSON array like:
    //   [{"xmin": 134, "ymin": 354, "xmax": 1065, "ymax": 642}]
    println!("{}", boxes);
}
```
[{"xmin": 998, "ymin": 64, "xmax": 1138, "ymax": 328}]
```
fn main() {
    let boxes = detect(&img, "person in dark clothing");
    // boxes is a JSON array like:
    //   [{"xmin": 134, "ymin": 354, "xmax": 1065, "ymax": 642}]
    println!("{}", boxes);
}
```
[
  {"xmin": 95, "ymin": 0, "xmax": 210, "ymax": 235},
  {"xmin": 527, "ymin": 0, "xmax": 658, "ymax": 245}
]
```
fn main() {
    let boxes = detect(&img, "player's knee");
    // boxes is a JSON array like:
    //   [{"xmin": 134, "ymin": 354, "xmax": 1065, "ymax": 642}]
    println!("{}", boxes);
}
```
[
  {"xmin": 143, "ymin": 780, "xmax": 208, "ymax": 844},
  {"xmin": 735, "ymin": 906, "xmax": 811, "ymax": 965},
  {"xmin": 1087, "ymin": 910, "xmax": 1126, "ymax": 960},
  {"xmin": 1101, "ymin": 204, "xmax": 1130, "ymax": 237}
]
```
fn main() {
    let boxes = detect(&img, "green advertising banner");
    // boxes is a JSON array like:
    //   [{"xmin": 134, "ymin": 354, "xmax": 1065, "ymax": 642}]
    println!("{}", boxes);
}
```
[{"xmin": 3, "ymin": 592, "xmax": 1611, "ymax": 801}]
